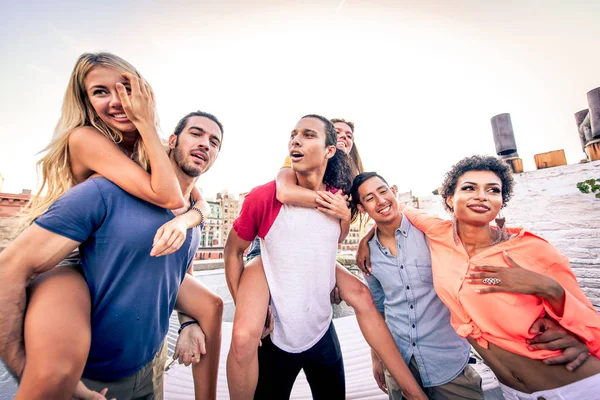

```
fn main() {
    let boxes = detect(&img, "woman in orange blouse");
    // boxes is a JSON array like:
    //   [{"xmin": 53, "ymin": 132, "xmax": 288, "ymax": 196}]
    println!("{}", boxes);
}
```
[{"xmin": 366, "ymin": 155, "xmax": 600, "ymax": 399}]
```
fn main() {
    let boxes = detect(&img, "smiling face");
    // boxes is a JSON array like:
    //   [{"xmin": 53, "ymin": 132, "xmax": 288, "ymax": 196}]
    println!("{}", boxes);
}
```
[
  {"xmin": 84, "ymin": 66, "xmax": 137, "ymax": 133},
  {"xmin": 169, "ymin": 116, "xmax": 222, "ymax": 177},
  {"xmin": 446, "ymin": 170, "xmax": 503, "ymax": 226},
  {"xmin": 334, "ymin": 121, "xmax": 354, "ymax": 155},
  {"xmin": 356, "ymin": 176, "xmax": 399, "ymax": 225},
  {"xmin": 288, "ymin": 117, "xmax": 336, "ymax": 173}
]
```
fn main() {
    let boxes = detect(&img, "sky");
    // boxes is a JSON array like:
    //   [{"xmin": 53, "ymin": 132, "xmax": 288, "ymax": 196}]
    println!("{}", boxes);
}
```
[{"xmin": 1, "ymin": 0, "xmax": 599, "ymax": 198}]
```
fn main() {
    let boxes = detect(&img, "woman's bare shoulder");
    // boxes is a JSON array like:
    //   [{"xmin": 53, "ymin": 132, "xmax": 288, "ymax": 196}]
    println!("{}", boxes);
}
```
[{"xmin": 68, "ymin": 126, "xmax": 108, "ymax": 148}]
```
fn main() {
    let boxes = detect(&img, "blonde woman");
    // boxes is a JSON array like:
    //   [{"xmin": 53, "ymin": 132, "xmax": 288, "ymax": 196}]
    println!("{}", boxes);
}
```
[{"xmin": 16, "ymin": 53, "xmax": 221, "ymax": 399}]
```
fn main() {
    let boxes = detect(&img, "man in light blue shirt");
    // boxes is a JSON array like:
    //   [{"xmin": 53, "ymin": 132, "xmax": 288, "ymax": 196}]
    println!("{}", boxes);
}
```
[{"xmin": 352, "ymin": 173, "xmax": 481, "ymax": 400}]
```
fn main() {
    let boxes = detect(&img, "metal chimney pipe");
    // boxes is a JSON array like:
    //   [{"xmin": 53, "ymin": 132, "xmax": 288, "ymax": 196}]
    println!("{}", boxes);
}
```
[
  {"xmin": 587, "ymin": 87, "xmax": 600, "ymax": 139},
  {"xmin": 490, "ymin": 113, "xmax": 518, "ymax": 157},
  {"xmin": 574, "ymin": 109, "xmax": 590, "ymax": 151}
]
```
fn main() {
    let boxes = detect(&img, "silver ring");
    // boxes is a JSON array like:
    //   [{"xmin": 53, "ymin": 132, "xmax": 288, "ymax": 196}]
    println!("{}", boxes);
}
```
[{"xmin": 482, "ymin": 277, "xmax": 501, "ymax": 285}]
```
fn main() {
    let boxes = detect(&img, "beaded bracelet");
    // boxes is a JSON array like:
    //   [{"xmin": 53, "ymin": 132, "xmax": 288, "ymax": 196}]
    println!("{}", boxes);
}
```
[
  {"xmin": 189, "ymin": 206, "xmax": 205, "ymax": 229},
  {"xmin": 178, "ymin": 320, "xmax": 199, "ymax": 334}
]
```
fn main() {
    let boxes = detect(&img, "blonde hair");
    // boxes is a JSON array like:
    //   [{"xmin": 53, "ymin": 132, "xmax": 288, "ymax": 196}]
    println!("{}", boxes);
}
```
[{"xmin": 21, "ymin": 52, "xmax": 158, "ymax": 227}]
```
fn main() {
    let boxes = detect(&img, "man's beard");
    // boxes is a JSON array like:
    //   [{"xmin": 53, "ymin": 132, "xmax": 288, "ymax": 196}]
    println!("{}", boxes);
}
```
[{"xmin": 173, "ymin": 145, "xmax": 204, "ymax": 177}]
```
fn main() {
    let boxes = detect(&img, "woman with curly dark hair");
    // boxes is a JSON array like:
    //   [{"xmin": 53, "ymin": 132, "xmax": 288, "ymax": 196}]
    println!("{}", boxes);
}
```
[{"xmin": 394, "ymin": 155, "xmax": 600, "ymax": 399}]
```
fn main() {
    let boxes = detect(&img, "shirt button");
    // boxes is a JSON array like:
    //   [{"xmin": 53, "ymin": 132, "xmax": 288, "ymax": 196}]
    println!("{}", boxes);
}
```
[
  {"xmin": 410, "ymin": 305, "xmax": 414, "ymax": 309},
  {"xmin": 412, "ymin": 324, "xmax": 416, "ymax": 328},
  {"xmin": 412, "ymin": 342, "xmax": 416, "ymax": 346},
  {"xmin": 406, "ymin": 285, "xmax": 410, "ymax": 290},
  {"xmin": 400, "ymin": 265, "xmax": 404, "ymax": 269}
]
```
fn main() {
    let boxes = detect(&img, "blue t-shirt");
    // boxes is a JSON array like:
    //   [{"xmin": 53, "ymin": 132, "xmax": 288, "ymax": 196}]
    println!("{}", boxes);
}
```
[{"xmin": 35, "ymin": 178, "xmax": 200, "ymax": 380}]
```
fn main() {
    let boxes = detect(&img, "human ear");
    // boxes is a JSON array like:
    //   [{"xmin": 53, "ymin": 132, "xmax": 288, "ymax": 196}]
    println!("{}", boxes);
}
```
[
  {"xmin": 168, "ymin": 134, "xmax": 177, "ymax": 149},
  {"xmin": 325, "ymin": 145, "xmax": 336, "ymax": 160},
  {"xmin": 445, "ymin": 195, "xmax": 454, "ymax": 212}
]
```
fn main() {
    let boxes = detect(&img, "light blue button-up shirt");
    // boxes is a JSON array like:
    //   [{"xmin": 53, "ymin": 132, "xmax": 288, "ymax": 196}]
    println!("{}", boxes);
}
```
[{"xmin": 365, "ymin": 214, "xmax": 470, "ymax": 387}]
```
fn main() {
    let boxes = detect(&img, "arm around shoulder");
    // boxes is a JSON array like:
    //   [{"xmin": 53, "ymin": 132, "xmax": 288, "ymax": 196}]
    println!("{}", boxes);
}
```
[
  {"xmin": 400, "ymin": 205, "xmax": 447, "ymax": 238},
  {"xmin": 275, "ymin": 167, "xmax": 319, "ymax": 207},
  {"xmin": 69, "ymin": 127, "xmax": 184, "ymax": 209}
]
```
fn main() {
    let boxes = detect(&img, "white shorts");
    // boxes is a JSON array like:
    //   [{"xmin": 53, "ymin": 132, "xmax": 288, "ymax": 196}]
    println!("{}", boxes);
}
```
[{"xmin": 499, "ymin": 372, "xmax": 600, "ymax": 400}]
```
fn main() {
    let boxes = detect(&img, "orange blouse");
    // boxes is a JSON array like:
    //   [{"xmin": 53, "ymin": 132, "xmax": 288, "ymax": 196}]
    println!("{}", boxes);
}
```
[{"xmin": 402, "ymin": 207, "xmax": 600, "ymax": 359}]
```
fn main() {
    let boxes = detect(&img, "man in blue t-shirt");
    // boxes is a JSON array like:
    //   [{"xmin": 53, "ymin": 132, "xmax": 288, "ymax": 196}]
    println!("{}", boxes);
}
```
[{"xmin": 0, "ymin": 110, "xmax": 223, "ymax": 399}]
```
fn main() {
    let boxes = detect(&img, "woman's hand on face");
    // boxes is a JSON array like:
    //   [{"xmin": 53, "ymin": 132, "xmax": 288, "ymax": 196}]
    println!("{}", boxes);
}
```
[
  {"xmin": 116, "ymin": 72, "xmax": 156, "ymax": 129},
  {"xmin": 316, "ymin": 190, "xmax": 351, "ymax": 222},
  {"xmin": 467, "ymin": 251, "xmax": 558, "ymax": 296}
]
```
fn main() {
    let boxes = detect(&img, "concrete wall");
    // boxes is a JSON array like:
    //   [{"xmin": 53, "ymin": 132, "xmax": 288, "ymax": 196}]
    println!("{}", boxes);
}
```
[
  {"xmin": 418, "ymin": 160, "xmax": 600, "ymax": 309},
  {"xmin": 504, "ymin": 160, "xmax": 600, "ymax": 309}
]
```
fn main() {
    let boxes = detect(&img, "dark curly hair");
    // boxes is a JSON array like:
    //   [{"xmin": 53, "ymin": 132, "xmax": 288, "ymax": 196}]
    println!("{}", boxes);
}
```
[{"xmin": 440, "ymin": 155, "xmax": 514, "ymax": 212}]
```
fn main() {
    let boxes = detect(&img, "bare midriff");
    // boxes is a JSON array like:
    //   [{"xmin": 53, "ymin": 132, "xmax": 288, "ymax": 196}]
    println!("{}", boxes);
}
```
[{"xmin": 468, "ymin": 337, "xmax": 600, "ymax": 393}]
